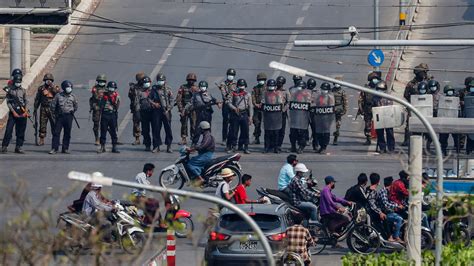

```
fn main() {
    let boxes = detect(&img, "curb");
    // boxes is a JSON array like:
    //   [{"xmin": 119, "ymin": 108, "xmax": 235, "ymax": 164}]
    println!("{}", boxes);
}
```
[{"xmin": 0, "ymin": 0, "xmax": 99, "ymax": 125}]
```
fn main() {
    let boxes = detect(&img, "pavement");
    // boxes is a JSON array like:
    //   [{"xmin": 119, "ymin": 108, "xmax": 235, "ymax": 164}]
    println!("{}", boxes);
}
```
[{"xmin": 0, "ymin": 0, "xmax": 472, "ymax": 265}]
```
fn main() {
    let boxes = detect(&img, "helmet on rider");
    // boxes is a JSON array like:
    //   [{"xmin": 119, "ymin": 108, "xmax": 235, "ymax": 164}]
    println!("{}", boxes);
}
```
[{"xmin": 199, "ymin": 121, "xmax": 211, "ymax": 130}]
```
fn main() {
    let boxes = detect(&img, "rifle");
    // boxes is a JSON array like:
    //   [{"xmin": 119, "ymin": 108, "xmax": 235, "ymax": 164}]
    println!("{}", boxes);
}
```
[
  {"xmin": 33, "ymin": 110, "xmax": 39, "ymax": 145},
  {"xmin": 354, "ymin": 108, "xmax": 363, "ymax": 121},
  {"xmin": 71, "ymin": 112, "xmax": 81, "ymax": 129}
]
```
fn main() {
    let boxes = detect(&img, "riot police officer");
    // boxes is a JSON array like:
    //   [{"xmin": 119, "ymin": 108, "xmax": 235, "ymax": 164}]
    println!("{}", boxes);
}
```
[
  {"xmin": 129, "ymin": 72, "xmax": 145, "ymax": 145},
  {"xmin": 187, "ymin": 80, "xmax": 218, "ymax": 144},
  {"xmin": 464, "ymin": 80, "xmax": 474, "ymax": 154},
  {"xmin": 276, "ymin": 76, "xmax": 289, "ymax": 150},
  {"xmin": 251, "ymin": 73, "xmax": 267, "ymax": 144},
  {"xmin": 1, "ymin": 74, "xmax": 28, "ymax": 154},
  {"xmin": 33, "ymin": 73, "xmax": 60, "ymax": 146},
  {"xmin": 426, "ymin": 80, "xmax": 442, "ymax": 153},
  {"xmin": 358, "ymin": 71, "xmax": 380, "ymax": 145},
  {"xmin": 218, "ymin": 68, "xmax": 237, "ymax": 145},
  {"xmin": 227, "ymin": 79, "xmax": 252, "ymax": 154},
  {"xmin": 311, "ymin": 82, "xmax": 335, "ymax": 154},
  {"xmin": 49, "ymin": 80, "xmax": 78, "ymax": 154},
  {"xmin": 438, "ymin": 85, "xmax": 460, "ymax": 156},
  {"xmin": 289, "ymin": 80, "xmax": 312, "ymax": 154},
  {"xmin": 307, "ymin": 78, "xmax": 319, "ymax": 151},
  {"xmin": 291, "ymin": 75, "xmax": 303, "ymax": 89},
  {"xmin": 459, "ymin": 76, "xmax": 473, "ymax": 150},
  {"xmin": 262, "ymin": 79, "xmax": 284, "ymax": 153},
  {"xmin": 97, "ymin": 81, "xmax": 120, "ymax": 154},
  {"xmin": 137, "ymin": 76, "xmax": 154, "ymax": 151},
  {"xmin": 149, "ymin": 73, "xmax": 174, "ymax": 153},
  {"xmin": 332, "ymin": 81, "xmax": 348, "ymax": 145},
  {"xmin": 176, "ymin": 73, "xmax": 198, "ymax": 145},
  {"xmin": 372, "ymin": 81, "xmax": 395, "ymax": 153},
  {"xmin": 90, "ymin": 74, "xmax": 107, "ymax": 145}
]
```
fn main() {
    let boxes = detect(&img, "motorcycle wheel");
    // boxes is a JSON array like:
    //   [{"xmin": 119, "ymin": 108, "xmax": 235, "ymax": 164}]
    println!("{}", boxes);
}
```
[
  {"xmin": 308, "ymin": 223, "xmax": 327, "ymax": 255},
  {"xmin": 159, "ymin": 169, "xmax": 184, "ymax": 189},
  {"xmin": 225, "ymin": 165, "xmax": 242, "ymax": 190},
  {"xmin": 174, "ymin": 217, "xmax": 195, "ymax": 238},
  {"xmin": 347, "ymin": 224, "xmax": 380, "ymax": 254},
  {"xmin": 282, "ymin": 251, "xmax": 305, "ymax": 266},
  {"xmin": 121, "ymin": 231, "xmax": 145, "ymax": 254},
  {"xmin": 56, "ymin": 220, "xmax": 84, "ymax": 256},
  {"xmin": 444, "ymin": 223, "xmax": 470, "ymax": 247},
  {"xmin": 421, "ymin": 230, "xmax": 434, "ymax": 250}
]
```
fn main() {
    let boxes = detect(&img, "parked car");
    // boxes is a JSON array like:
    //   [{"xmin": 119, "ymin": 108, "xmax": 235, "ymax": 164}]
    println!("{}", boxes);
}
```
[{"xmin": 205, "ymin": 204, "xmax": 294, "ymax": 266}]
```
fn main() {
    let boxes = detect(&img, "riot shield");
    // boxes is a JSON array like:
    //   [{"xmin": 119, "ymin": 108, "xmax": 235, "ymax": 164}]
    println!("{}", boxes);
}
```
[
  {"xmin": 372, "ymin": 105, "xmax": 406, "ymax": 129},
  {"xmin": 437, "ymin": 96, "xmax": 460, "ymax": 118}
]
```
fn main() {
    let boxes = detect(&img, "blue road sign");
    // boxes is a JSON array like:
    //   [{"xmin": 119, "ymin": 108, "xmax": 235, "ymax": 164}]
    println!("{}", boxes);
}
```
[{"xmin": 367, "ymin": 49, "xmax": 385, "ymax": 67}]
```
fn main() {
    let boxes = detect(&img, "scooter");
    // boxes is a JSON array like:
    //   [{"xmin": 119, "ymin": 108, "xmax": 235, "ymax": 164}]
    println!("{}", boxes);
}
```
[
  {"xmin": 164, "ymin": 195, "xmax": 194, "ymax": 238},
  {"xmin": 159, "ymin": 146, "xmax": 242, "ymax": 190}
]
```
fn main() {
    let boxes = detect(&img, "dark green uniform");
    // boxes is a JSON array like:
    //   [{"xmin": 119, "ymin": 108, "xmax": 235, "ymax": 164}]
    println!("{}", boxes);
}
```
[
  {"xmin": 89, "ymin": 85, "xmax": 106, "ymax": 144},
  {"xmin": 176, "ymin": 84, "xmax": 198, "ymax": 144},
  {"xmin": 251, "ymin": 84, "xmax": 266, "ymax": 143},
  {"xmin": 33, "ymin": 83, "xmax": 60, "ymax": 143},
  {"xmin": 332, "ymin": 86, "xmax": 348, "ymax": 145}
]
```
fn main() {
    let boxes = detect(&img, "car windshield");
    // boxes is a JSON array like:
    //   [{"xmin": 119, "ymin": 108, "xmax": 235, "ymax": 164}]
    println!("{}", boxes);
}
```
[{"xmin": 219, "ymin": 213, "xmax": 281, "ymax": 232}]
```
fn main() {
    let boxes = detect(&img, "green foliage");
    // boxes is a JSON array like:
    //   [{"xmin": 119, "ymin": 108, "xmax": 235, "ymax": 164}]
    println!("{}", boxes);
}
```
[{"xmin": 341, "ymin": 242, "xmax": 474, "ymax": 266}]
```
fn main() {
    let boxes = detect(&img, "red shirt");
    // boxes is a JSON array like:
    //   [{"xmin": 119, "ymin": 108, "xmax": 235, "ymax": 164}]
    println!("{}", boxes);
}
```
[
  {"xmin": 389, "ymin": 179, "xmax": 409, "ymax": 206},
  {"xmin": 234, "ymin": 184, "xmax": 248, "ymax": 204}
]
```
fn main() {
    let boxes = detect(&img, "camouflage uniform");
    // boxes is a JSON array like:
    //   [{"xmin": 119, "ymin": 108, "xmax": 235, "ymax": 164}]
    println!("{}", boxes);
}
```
[
  {"xmin": 33, "ymin": 82, "xmax": 60, "ymax": 143},
  {"xmin": 89, "ymin": 85, "xmax": 106, "ymax": 144},
  {"xmin": 358, "ymin": 88, "xmax": 374, "ymax": 144},
  {"xmin": 251, "ymin": 83, "xmax": 266, "ymax": 143},
  {"xmin": 176, "ymin": 83, "xmax": 198, "ymax": 143},
  {"xmin": 128, "ymin": 82, "xmax": 142, "ymax": 140},
  {"xmin": 332, "ymin": 86, "xmax": 348, "ymax": 145}
]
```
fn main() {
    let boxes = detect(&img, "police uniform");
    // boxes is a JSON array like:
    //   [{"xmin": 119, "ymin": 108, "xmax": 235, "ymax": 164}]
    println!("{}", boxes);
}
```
[
  {"xmin": 277, "ymin": 85, "xmax": 290, "ymax": 149},
  {"xmin": 251, "ymin": 83, "xmax": 266, "ymax": 143},
  {"xmin": 176, "ymin": 83, "xmax": 198, "ymax": 144},
  {"xmin": 289, "ymin": 88, "xmax": 312, "ymax": 153},
  {"xmin": 50, "ymin": 91, "xmax": 78, "ymax": 153},
  {"xmin": 311, "ymin": 91, "xmax": 335, "ymax": 153},
  {"xmin": 149, "ymin": 84, "xmax": 174, "ymax": 151},
  {"xmin": 33, "ymin": 82, "xmax": 60, "ymax": 144},
  {"xmin": 438, "ymin": 92, "xmax": 461, "ymax": 156},
  {"xmin": 372, "ymin": 95, "xmax": 395, "ymax": 153},
  {"xmin": 137, "ymin": 87, "xmax": 155, "ymax": 150},
  {"xmin": 227, "ymin": 90, "xmax": 252, "ymax": 151},
  {"xmin": 99, "ymin": 91, "xmax": 120, "ymax": 149},
  {"xmin": 262, "ymin": 89, "xmax": 284, "ymax": 153},
  {"xmin": 1, "ymin": 84, "xmax": 28, "ymax": 153},
  {"xmin": 89, "ymin": 85, "xmax": 106, "ymax": 144},
  {"xmin": 332, "ymin": 86, "xmax": 348, "ymax": 145},
  {"xmin": 219, "ymin": 80, "xmax": 236, "ymax": 144}
]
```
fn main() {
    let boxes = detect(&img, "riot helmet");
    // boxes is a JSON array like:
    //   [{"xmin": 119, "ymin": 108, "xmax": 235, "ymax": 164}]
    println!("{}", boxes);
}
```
[
  {"xmin": 11, "ymin": 68, "xmax": 23, "ymax": 78},
  {"xmin": 199, "ymin": 80, "xmax": 208, "ymax": 92},
  {"xmin": 12, "ymin": 74, "xmax": 22, "ymax": 88},
  {"xmin": 226, "ymin": 68, "xmax": 236, "ymax": 81},
  {"xmin": 106, "ymin": 81, "xmax": 117, "ymax": 92},
  {"xmin": 61, "ymin": 80, "xmax": 73, "ymax": 94},
  {"xmin": 307, "ymin": 78, "xmax": 317, "ymax": 90},
  {"xmin": 367, "ymin": 71, "xmax": 381, "ymax": 87},
  {"xmin": 142, "ymin": 76, "xmax": 152, "ymax": 89},
  {"xmin": 293, "ymin": 75, "xmax": 303, "ymax": 86},
  {"xmin": 276, "ymin": 76, "xmax": 286, "ymax": 87},
  {"xmin": 428, "ymin": 80, "xmax": 440, "ymax": 93},
  {"xmin": 266, "ymin": 79, "xmax": 276, "ymax": 91},
  {"xmin": 296, "ymin": 80, "xmax": 306, "ymax": 90},
  {"xmin": 443, "ymin": 85, "xmax": 455, "ymax": 96},
  {"xmin": 237, "ymin": 79, "xmax": 247, "ymax": 90},
  {"xmin": 320, "ymin": 82, "xmax": 331, "ymax": 91},
  {"xmin": 156, "ymin": 73, "xmax": 166, "ymax": 86},
  {"xmin": 43, "ymin": 73, "xmax": 54, "ymax": 81},
  {"xmin": 464, "ymin": 76, "xmax": 473, "ymax": 88},
  {"xmin": 417, "ymin": 81, "xmax": 428, "ymax": 95}
]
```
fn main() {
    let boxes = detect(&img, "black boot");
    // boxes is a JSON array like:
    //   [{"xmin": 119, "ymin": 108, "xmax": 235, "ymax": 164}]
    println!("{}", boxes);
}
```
[
  {"xmin": 1, "ymin": 146, "xmax": 7, "ymax": 153},
  {"xmin": 297, "ymin": 146, "xmax": 304, "ymax": 154},
  {"xmin": 290, "ymin": 143, "xmax": 297, "ymax": 153},
  {"xmin": 112, "ymin": 145, "xmax": 120, "ymax": 153},
  {"xmin": 333, "ymin": 136, "xmax": 338, "ymax": 145},
  {"xmin": 244, "ymin": 145, "xmax": 251, "ymax": 154},
  {"xmin": 364, "ymin": 137, "xmax": 371, "ymax": 145},
  {"xmin": 97, "ymin": 144, "xmax": 106, "ymax": 153},
  {"xmin": 254, "ymin": 138, "xmax": 260, "ymax": 145},
  {"xmin": 14, "ymin": 146, "xmax": 24, "ymax": 154},
  {"xmin": 166, "ymin": 145, "xmax": 172, "ymax": 153}
]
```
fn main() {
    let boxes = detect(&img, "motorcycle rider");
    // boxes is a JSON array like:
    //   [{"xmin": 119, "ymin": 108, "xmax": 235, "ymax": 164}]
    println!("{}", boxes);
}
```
[
  {"xmin": 187, "ymin": 121, "xmax": 216, "ymax": 185},
  {"xmin": 97, "ymin": 81, "xmax": 120, "ymax": 153},
  {"xmin": 227, "ymin": 79, "xmax": 252, "ymax": 154},
  {"xmin": 311, "ymin": 82, "xmax": 335, "ymax": 154},
  {"xmin": 289, "ymin": 80, "xmax": 312, "ymax": 154},
  {"xmin": 320, "ymin": 176, "xmax": 353, "ymax": 235},
  {"xmin": 287, "ymin": 163, "xmax": 319, "ymax": 222},
  {"xmin": 372, "ymin": 81, "xmax": 396, "ymax": 153},
  {"xmin": 33, "ymin": 73, "xmax": 60, "ymax": 146},
  {"xmin": 176, "ymin": 73, "xmax": 199, "ymax": 145},
  {"xmin": 276, "ymin": 76, "xmax": 290, "ymax": 151},
  {"xmin": 49, "ymin": 80, "xmax": 78, "ymax": 154},
  {"xmin": 251, "ymin": 73, "xmax": 267, "ymax": 144},
  {"xmin": 332, "ymin": 80, "xmax": 348, "ymax": 145},
  {"xmin": 278, "ymin": 154, "xmax": 298, "ymax": 192},
  {"xmin": 439, "ymin": 85, "xmax": 460, "ymax": 156},
  {"xmin": 262, "ymin": 79, "xmax": 284, "ymax": 153},
  {"xmin": 218, "ymin": 68, "xmax": 237, "ymax": 145},
  {"xmin": 358, "ymin": 71, "xmax": 381, "ymax": 145},
  {"xmin": 82, "ymin": 183, "xmax": 115, "ymax": 242},
  {"xmin": 377, "ymin": 176, "xmax": 404, "ymax": 243},
  {"xmin": 149, "ymin": 73, "xmax": 174, "ymax": 153},
  {"xmin": 187, "ymin": 80, "xmax": 219, "ymax": 144},
  {"xmin": 90, "ymin": 74, "xmax": 107, "ymax": 145},
  {"xmin": 129, "ymin": 72, "xmax": 145, "ymax": 145},
  {"xmin": 1, "ymin": 74, "xmax": 28, "ymax": 154},
  {"xmin": 285, "ymin": 212, "xmax": 315, "ymax": 266},
  {"xmin": 365, "ymin": 173, "xmax": 389, "ymax": 235}
]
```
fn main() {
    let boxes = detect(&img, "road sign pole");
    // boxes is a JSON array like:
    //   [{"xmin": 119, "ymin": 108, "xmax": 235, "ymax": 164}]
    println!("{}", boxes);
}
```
[
  {"xmin": 408, "ymin": 135, "xmax": 422, "ymax": 266},
  {"xmin": 374, "ymin": 0, "xmax": 380, "ymax": 70},
  {"xmin": 9, "ymin": 27, "xmax": 22, "ymax": 74}
]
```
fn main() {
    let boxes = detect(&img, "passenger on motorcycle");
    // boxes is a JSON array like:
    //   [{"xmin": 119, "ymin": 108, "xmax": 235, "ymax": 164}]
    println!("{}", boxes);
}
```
[
  {"xmin": 186, "ymin": 121, "xmax": 215, "ymax": 185},
  {"xmin": 376, "ymin": 176, "xmax": 404, "ymax": 243},
  {"xmin": 389, "ymin": 170, "xmax": 409, "ymax": 209},
  {"xmin": 287, "ymin": 163, "xmax": 318, "ymax": 222},
  {"xmin": 319, "ymin": 176, "xmax": 353, "ymax": 235},
  {"xmin": 278, "ymin": 154, "xmax": 298, "ymax": 193},
  {"xmin": 285, "ymin": 212, "xmax": 315, "ymax": 266},
  {"xmin": 344, "ymin": 173, "xmax": 369, "ymax": 207},
  {"xmin": 82, "ymin": 183, "xmax": 116, "ymax": 241},
  {"xmin": 234, "ymin": 174, "xmax": 268, "ymax": 204},
  {"xmin": 216, "ymin": 168, "xmax": 236, "ymax": 202}
]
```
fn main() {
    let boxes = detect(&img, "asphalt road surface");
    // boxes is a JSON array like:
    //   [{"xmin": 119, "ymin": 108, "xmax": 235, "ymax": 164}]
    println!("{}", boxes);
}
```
[{"xmin": 0, "ymin": 0, "xmax": 472, "ymax": 265}]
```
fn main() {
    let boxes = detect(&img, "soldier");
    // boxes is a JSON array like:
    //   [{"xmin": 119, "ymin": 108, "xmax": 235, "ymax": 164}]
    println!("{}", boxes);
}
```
[
  {"xmin": 149, "ymin": 73, "xmax": 174, "ymax": 153},
  {"xmin": 307, "ymin": 78, "xmax": 319, "ymax": 151},
  {"xmin": 251, "ymin": 73, "xmax": 267, "ymax": 144},
  {"xmin": 426, "ymin": 80, "xmax": 442, "ymax": 153},
  {"xmin": 459, "ymin": 76, "xmax": 473, "ymax": 150},
  {"xmin": 33, "ymin": 73, "xmax": 60, "ymax": 146},
  {"xmin": 97, "ymin": 81, "xmax": 120, "ymax": 154},
  {"xmin": 402, "ymin": 63, "xmax": 431, "ymax": 146},
  {"xmin": 129, "ymin": 72, "xmax": 145, "ymax": 145},
  {"xmin": 276, "ymin": 76, "xmax": 289, "ymax": 150},
  {"xmin": 332, "ymin": 81, "xmax": 348, "ymax": 145},
  {"xmin": 227, "ymin": 79, "xmax": 252, "ymax": 154},
  {"xmin": 438, "ymin": 85, "xmax": 460, "ymax": 156},
  {"xmin": 358, "ymin": 71, "xmax": 380, "ymax": 145},
  {"xmin": 372, "ymin": 81, "xmax": 395, "ymax": 153},
  {"xmin": 465, "ymin": 80, "xmax": 474, "ymax": 154},
  {"xmin": 89, "ymin": 74, "xmax": 107, "ymax": 145},
  {"xmin": 186, "ymin": 80, "xmax": 218, "ymax": 145},
  {"xmin": 289, "ymin": 80, "xmax": 312, "ymax": 154},
  {"xmin": 1, "ymin": 74, "xmax": 28, "ymax": 154},
  {"xmin": 218, "ymin": 68, "xmax": 237, "ymax": 145},
  {"xmin": 262, "ymin": 79, "xmax": 284, "ymax": 153},
  {"xmin": 49, "ymin": 80, "xmax": 78, "ymax": 154},
  {"xmin": 176, "ymin": 73, "xmax": 198, "ymax": 145},
  {"xmin": 311, "ymin": 83, "xmax": 335, "ymax": 154},
  {"xmin": 136, "ymin": 76, "xmax": 154, "ymax": 152}
]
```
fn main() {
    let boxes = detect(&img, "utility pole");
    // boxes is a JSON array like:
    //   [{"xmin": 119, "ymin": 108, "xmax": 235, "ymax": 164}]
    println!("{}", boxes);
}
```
[
  {"xmin": 9, "ymin": 27, "xmax": 22, "ymax": 74},
  {"xmin": 408, "ymin": 135, "xmax": 422, "ymax": 266},
  {"xmin": 374, "ymin": 0, "xmax": 380, "ymax": 70},
  {"xmin": 22, "ymin": 27, "xmax": 30, "ymax": 73}
]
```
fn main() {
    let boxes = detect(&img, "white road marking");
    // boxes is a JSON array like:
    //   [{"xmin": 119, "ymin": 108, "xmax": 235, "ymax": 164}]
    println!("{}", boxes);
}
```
[
  {"xmin": 296, "ymin": 17, "xmax": 305, "ymax": 25},
  {"xmin": 302, "ymin": 3, "xmax": 311, "ymax": 11},
  {"xmin": 271, "ymin": 31, "xmax": 298, "ymax": 79},
  {"xmin": 117, "ymin": 33, "xmax": 135, "ymax": 46},
  {"xmin": 188, "ymin": 5, "xmax": 197, "ymax": 13},
  {"xmin": 117, "ymin": 18, "xmax": 191, "ymax": 139}
]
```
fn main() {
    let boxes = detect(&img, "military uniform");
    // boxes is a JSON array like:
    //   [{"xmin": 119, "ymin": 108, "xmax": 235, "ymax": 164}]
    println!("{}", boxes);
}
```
[
  {"xmin": 50, "ymin": 91, "xmax": 78, "ymax": 153},
  {"xmin": 332, "ymin": 86, "xmax": 348, "ymax": 145},
  {"xmin": 219, "ymin": 80, "xmax": 236, "ymax": 144},
  {"xmin": 187, "ymin": 90, "xmax": 216, "ymax": 144},
  {"xmin": 149, "ymin": 84, "xmax": 174, "ymax": 151},
  {"xmin": 358, "ymin": 88, "xmax": 375, "ymax": 144},
  {"xmin": 289, "ymin": 88, "xmax": 312, "ymax": 153},
  {"xmin": 128, "ymin": 82, "xmax": 142, "ymax": 143},
  {"xmin": 89, "ymin": 83, "xmax": 106, "ymax": 145},
  {"xmin": 227, "ymin": 90, "xmax": 252, "ymax": 152},
  {"xmin": 99, "ymin": 90, "xmax": 120, "ymax": 151},
  {"xmin": 33, "ymin": 82, "xmax": 60, "ymax": 144},
  {"xmin": 262, "ymin": 90, "xmax": 284, "ymax": 153},
  {"xmin": 251, "ymin": 84, "xmax": 266, "ymax": 143},
  {"xmin": 176, "ymin": 83, "xmax": 198, "ymax": 144},
  {"xmin": 1, "ymin": 84, "xmax": 28, "ymax": 153}
]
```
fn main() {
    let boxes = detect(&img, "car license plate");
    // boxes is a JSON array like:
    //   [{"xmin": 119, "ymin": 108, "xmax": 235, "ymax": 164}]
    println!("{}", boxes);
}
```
[{"xmin": 239, "ymin": 240, "xmax": 258, "ymax": 250}]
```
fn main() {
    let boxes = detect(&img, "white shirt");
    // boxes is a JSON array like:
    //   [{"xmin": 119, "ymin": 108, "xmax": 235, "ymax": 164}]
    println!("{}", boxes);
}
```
[
  {"xmin": 215, "ymin": 181, "xmax": 230, "ymax": 200},
  {"xmin": 132, "ymin": 172, "xmax": 150, "ymax": 196},
  {"xmin": 82, "ymin": 191, "xmax": 112, "ymax": 216}
]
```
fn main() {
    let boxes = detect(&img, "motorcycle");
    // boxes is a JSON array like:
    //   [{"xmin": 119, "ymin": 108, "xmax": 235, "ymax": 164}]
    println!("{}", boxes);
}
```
[
  {"xmin": 57, "ymin": 201, "xmax": 145, "ymax": 254},
  {"xmin": 159, "ymin": 147, "xmax": 242, "ymax": 190}
]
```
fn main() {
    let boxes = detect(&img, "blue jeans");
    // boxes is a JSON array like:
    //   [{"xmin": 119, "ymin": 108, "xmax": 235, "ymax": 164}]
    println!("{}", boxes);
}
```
[
  {"xmin": 296, "ymin": 202, "xmax": 318, "ymax": 221},
  {"xmin": 387, "ymin": 212, "xmax": 403, "ymax": 238},
  {"xmin": 187, "ymin": 151, "xmax": 213, "ymax": 179}
]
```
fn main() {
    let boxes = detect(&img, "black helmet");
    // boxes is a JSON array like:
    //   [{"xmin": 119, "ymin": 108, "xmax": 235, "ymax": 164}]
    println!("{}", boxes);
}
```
[
  {"xmin": 293, "ymin": 75, "xmax": 303, "ymax": 85},
  {"xmin": 367, "ymin": 71, "xmax": 382, "ymax": 82},
  {"xmin": 12, "ymin": 74, "xmax": 22, "ymax": 83},
  {"xmin": 375, "ymin": 81, "xmax": 388, "ymax": 91},
  {"xmin": 320, "ymin": 82, "xmax": 331, "ymax": 91},
  {"xmin": 428, "ymin": 80, "xmax": 440, "ymax": 92},
  {"xmin": 199, "ymin": 80, "xmax": 208, "ymax": 88},
  {"xmin": 266, "ymin": 79, "xmax": 276, "ymax": 87},
  {"xmin": 464, "ymin": 76, "xmax": 473, "ymax": 87},
  {"xmin": 297, "ymin": 80, "xmax": 307, "ymax": 89},
  {"xmin": 107, "ymin": 81, "xmax": 117, "ymax": 89},
  {"xmin": 140, "ymin": 76, "xmax": 152, "ymax": 84},
  {"xmin": 307, "ymin": 78, "xmax": 317, "ymax": 90},
  {"xmin": 417, "ymin": 81, "xmax": 428, "ymax": 94},
  {"xmin": 156, "ymin": 73, "xmax": 166, "ymax": 81},
  {"xmin": 43, "ymin": 73, "xmax": 54, "ymax": 81},
  {"xmin": 443, "ymin": 85, "xmax": 455, "ymax": 94},
  {"xmin": 226, "ymin": 68, "xmax": 236, "ymax": 76},
  {"xmin": 276, "ymin": 76, "xmax": 286, "ymax": 86},
  {"xmin": 237, "ymin": 78, "xmax": 247, "ymax": 88},
  {"xmin": 11, "ymin": 68, "xmax": 22, "ymax": 77},
  {"xmin": 61, "ymin": 80, "xmax": 73, "ymax": 90}
]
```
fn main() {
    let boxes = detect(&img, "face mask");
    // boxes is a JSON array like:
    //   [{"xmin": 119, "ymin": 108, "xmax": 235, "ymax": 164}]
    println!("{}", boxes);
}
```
[
  {"xmin": 65, "ymin": 87, "xmax": 72, "ymax": 94},
  {"xmin": 419, "ymin": 89, "xmax": 427, "ymax": 94},
  {"xmin": 268, "ymin": 86, "xmax": 276, "ymax": 91},
  {"xmin": 446, "ymin": 90, "xmax": 454, "ymax": 96},
  {"xmin": 470, "ymin": 87, "xmax": 474, "ymax": 93},
  {"xmin": 14, "ymin": 82, "xmax": 21, "ymax": 88},
  {"xmin": 333, "ymin": 84, "xmax": 341, "ymax": 89},
  {"xmin": 296, "ymin": 86, "xmax": 302, "ymax": 91},
  {"xmin": 97, "ymin": 81, "xmax": 106, "ymax": 87},
  {"xmin": 227, "ymin": 75, "xmax": 234, "ymax": 81},
  {"xmin": 321, "ymin": 90, "xmax": 329, "ymax": 94},
  {"xmin": 429, "ymin": 86, "xmax": 437, "ymax": 92},
  {"xmin": 238, "ymin": 86, "xmax": 245, "ymax": 91},
  {"xmin": 143, "ymin": 82, "xmax": 151, "ymax": 89},
  {"xmin": 371, "ymin": 78, "xmax": 379, "ymax": 85},
  {"xmin": 45, "ymin": 80, "xmax": 53, "ymax": 86},
  {"xmin": 200, "ymin": 87, "xmax": 207, "ymax": 92},
  {"xmin": 258, "ymin": 80, "xmax": 265, "ymax": 85},
  {"xmin": 107, "ymin": 87, "xmax": 115, "ymax": 92},
  {"xmin": 157, "ymin": 81, "xmax": 165, "ymax": 86}
]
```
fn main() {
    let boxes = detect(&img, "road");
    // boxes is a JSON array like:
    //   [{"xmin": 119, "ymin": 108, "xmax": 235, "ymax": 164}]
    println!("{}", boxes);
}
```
[{"xmin": 0, "ymin": 0, "xmax": 472, "ymax": 265}]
